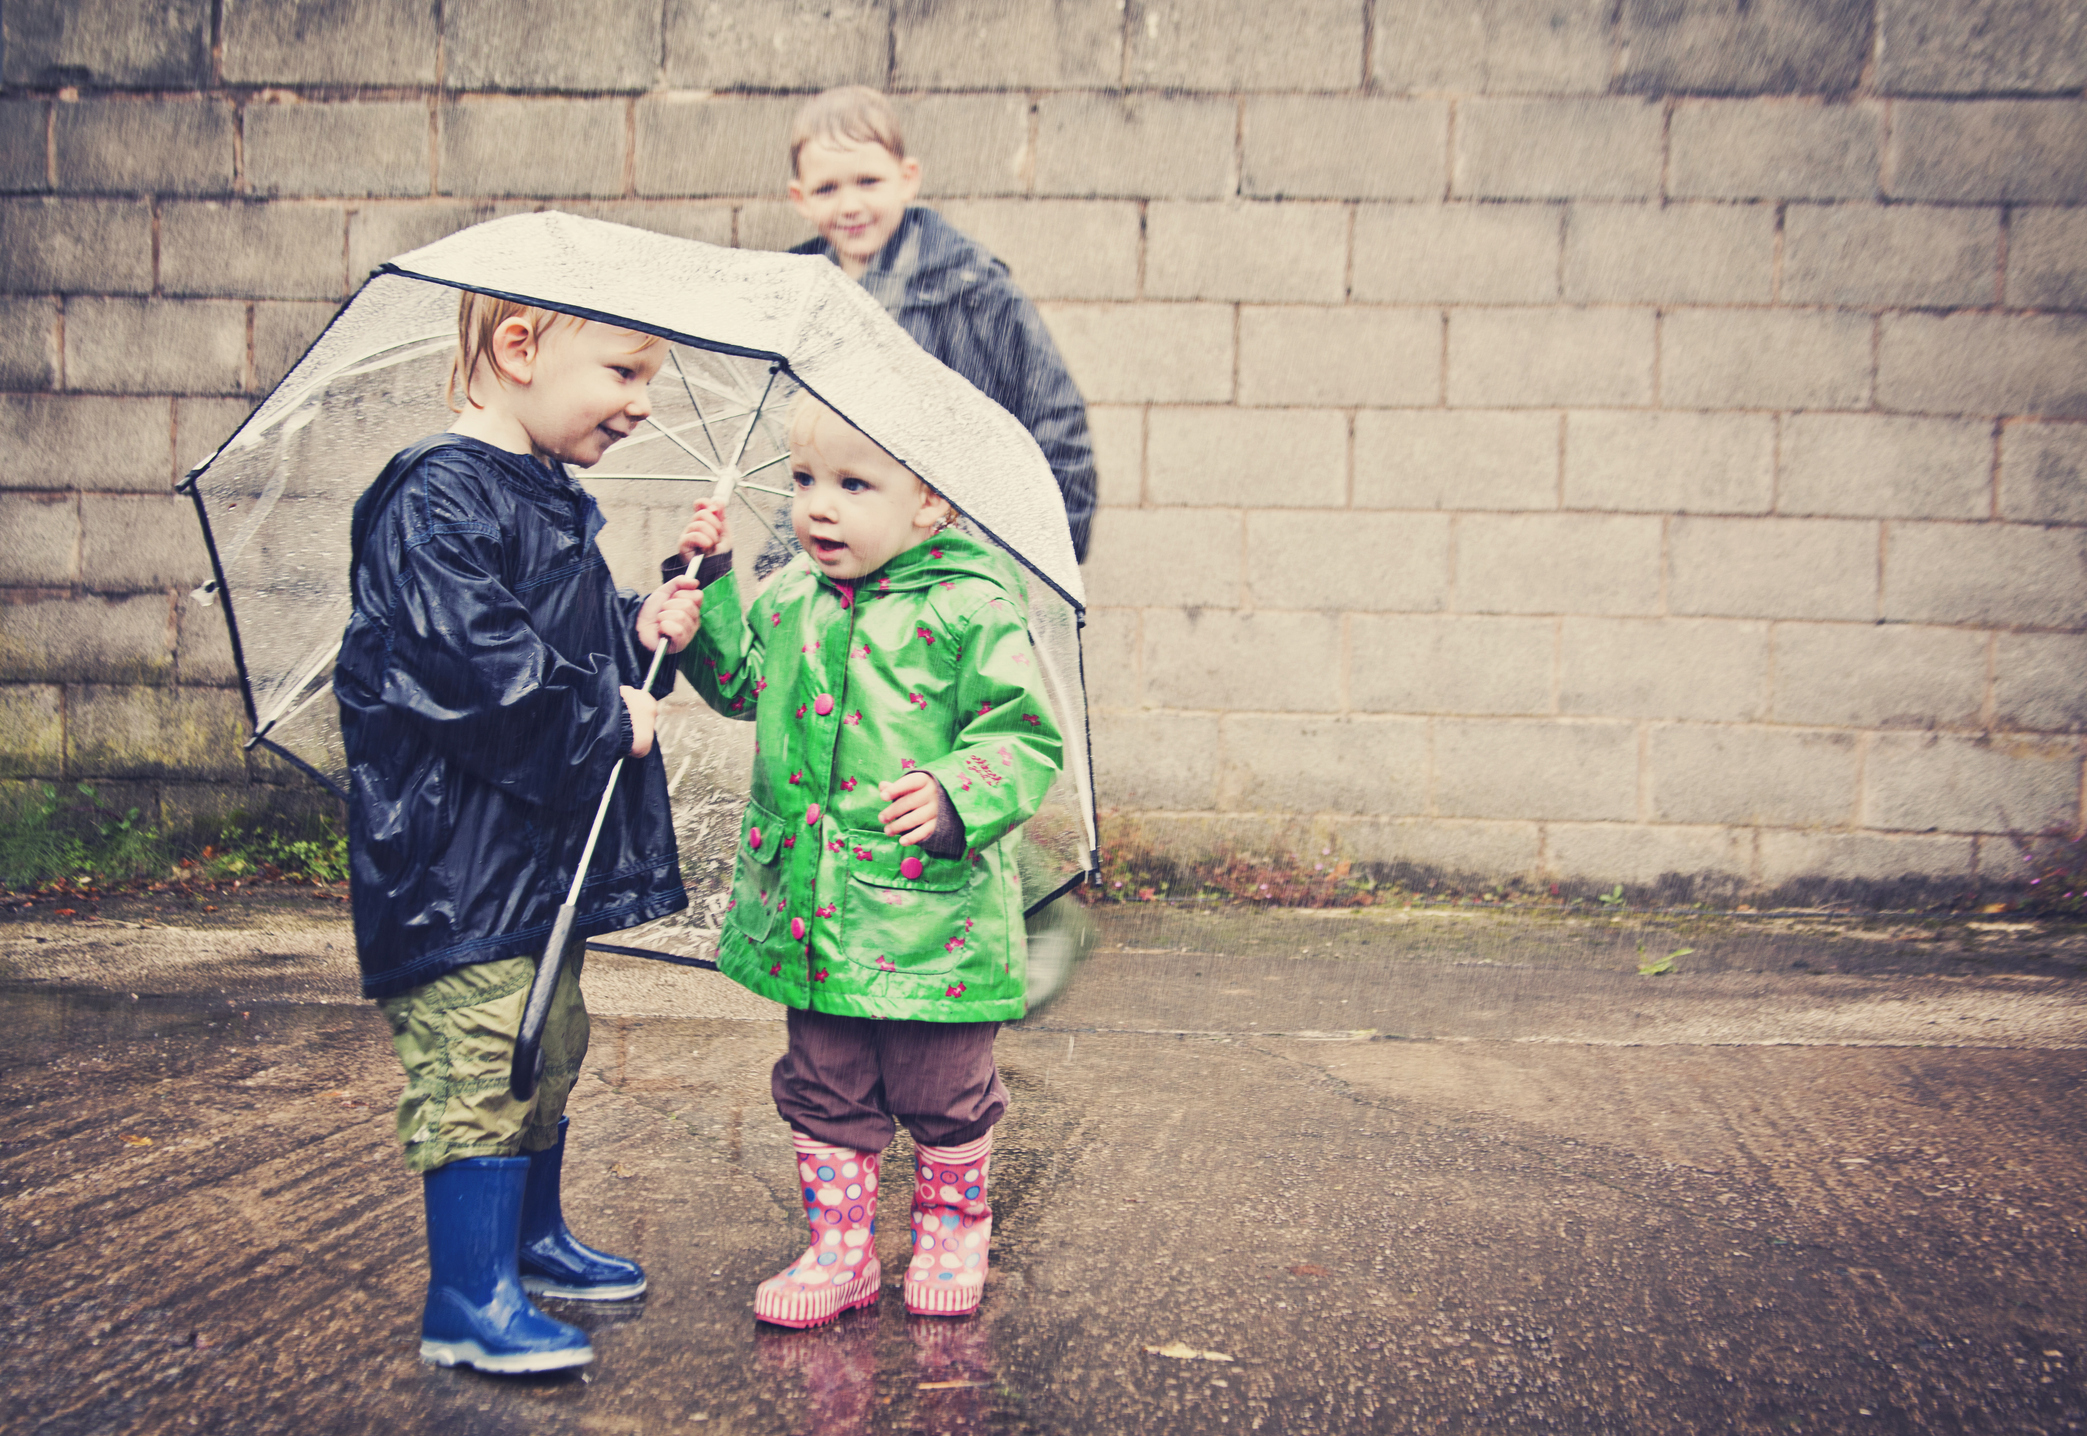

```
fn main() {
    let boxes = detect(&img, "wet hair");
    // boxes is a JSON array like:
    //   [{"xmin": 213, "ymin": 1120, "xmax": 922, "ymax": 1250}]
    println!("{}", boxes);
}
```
[
  {"xmin": 789, "ymin": 86, "xmax": 906, "ymax": 176},
  {"xmin": 445, "ymin": 291, "xmax": 578, "ymax": 413}
]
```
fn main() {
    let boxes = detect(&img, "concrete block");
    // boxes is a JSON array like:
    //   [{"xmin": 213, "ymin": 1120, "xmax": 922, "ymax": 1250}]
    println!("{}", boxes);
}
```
[
  {"xmin": 1669, "ymin": 516, "xmax": 1878, "ymax": 620},
  {"xmin": 1333, "ymin": 817, "xmax": 1543, "ymax": 881},
  {"xmin": 1240, "ymin": 307, "xmax": 1442, "ymax": 408},
  {"xmin": 2, "ymin": 0, "xmax": 212, "ymax": 87},
  {"xmin": 1564, "ymin": 410, "xmax": 1774, "ymax": 514},
  {"xmin": 2006, "ymin": 208, "xmax": 2087, "ymax": 311},
  {"xmin": 664, "ymin": 0, "xmax": 889, "ymax": 89},
  {"xmin": 1091, "ymin": 711, "xmax": 1221, "ymax": 811},
  {"xmin": 173, "ymin": 590, "xmax": 241, "ymax": 686},
  {"xmin": 81, "ymin": 494, "xmax": 212, "ymax": 591},
  {"xmin": 1351, "ymin": 203, "xmax": 1561, "ymax": 304},
  {"xmin": 1757, "ymin": 829, "xmax": 1976, "ymax": 892},
  {"xmin": 1146, "ymin": 203, "xmax": 1349, "ymax": 304},
  {"xmin": 1373, "ymin": 0, "xmax": 1613, "ymax": 95},
  {"xmin": 1770, "ymin": 622, "xmax": 1988, "ymax": 728},
  {"xmin": 67, "ymin": 682, "xmax": 247, "ymax": 781},
  {"xmin": 894, "ymin": 0, "xmax": 1120, "ymax": 88},
  {"xmin": 1890, "ymin": 101, "xmax": 2087, "ymax": 204},
  {"xmin": 63, "ymin": 298, "xmax": 247, "ymax": 397},
  {"xmin": 445, "ymin": 0, "xmax": 659, "ymax": 90},
  {"xmin": 175, "ymin": 397, "xmax": 262, "ymax": 477},
  {"xmin": 1668, "ymin": 99, "xmax": 1881, "ymax": 200},
  {"xmin": 1355, "ymin": 410, "xmax": 1558, "ymax": 512},
  {"xmin": 0, "ymin": 297, "xmax": 59, "ymax": 388},
  {"xmin": 1142, "ymin": 609, "xmax": 1344, "ymax": 713},
  {"xmin": 0, "ymin": 198, "xmax": 153, "ymax": 294},
  {"xmin": 1126, "ymin": 0, "xmax": 1363, "ymax": 90},
  {"xmin": 1884, "ymin": 521, "xmax": 2087, "ymax": 628},
  {"xmin": 2, "ymin": 99, "xmax": 48, "ymax": 191},
  {"xmin": 1561, "ymin": 617, "xmax": 1770, "ymax": 722},
  {"xmin": 1218, "ymin": 715, "xmax": 1430, "ymax": 816},
  {"xmin": 1782, "ymin": 204, "xmax": 1999, "ymax": 309},
  {"xmin": 245, "ymin": 101, "xmax": 430, "ymax": 199},
  {"xmin": 221, "ymin": 0, "xmax": 439, "ymax": 86},
  {"xmin": 1880, "ymin": 314, "xmax": 2087, "ymax": 418},
  {"xmin": 346, "ymin": 200, "xmax": 525, "ymax": 278},
  {"xmin": 160, "ymin": 780, "xmax": 336, "ymax": 834},
  {"xmin": 1614, "ymin": 0, "xmax": 1870, "ymax": 95},
  {"xmin": 557, "ymin": 202, "xmax": 735, "ymax": 248},
  {"xmin": 1779, "ymin": 414, "xmax": 1992, "ymax": 520},
  {"xmin": 441, "ymin": 100, "xmax": 628, "ymax": 200},
  {"xmin": 254, "ymin": 302, "xmax": 341, "ymax": 390},
  {"xmin": 1448, "ymin": 307, "xmax": 1654, "ymax": 408},
  {"xmin": 1660, "ymin": 308, "xmax": 1872, "ymax": 410},
  {"xmin": 1454, "ymin": 100, "xmax": 1664, "ymax": 200},
  {"xmin": 0, "ymin": 394, "xmax": 172, "ymax": 491},
  {"xmin": 903, "ymin": 96, "xmax": 1032, "ymax": 200},
  {"xmin": 1456, "ymin": 513, "xmax": 1663, "ymax": 616},
  {"xmin": 161, "ymin": 202, "xmax": 348, "ymax": 301},
  {"xmin": 1082, "ymin": 607, "xmax": 1142, "ymax": 710},
  {"xmin": 1876, "ymin": 0, "xmax": 2087, "ymax": 96},
  {"xmin": 1435, "ymin": 717, "xmax": 1638, "ymax": 821},
  {"xmin": 1349, "ymin": 613, "xmax": 1554, "ymax": 716},
  {"xmin": 934, "ymin": 201, "xmax": 1140, "ymax": 302},
  {"xmin": 1242, "ymin": 98, "xmax": 1447, "ymax": 201},
  {"xmin": 1650, "ymin": 724, "xmax": 1857, "ymax": 826},
  {"xmin": 1866, "ymin": 731, "xmax": 2080, "ymax": 834},
  {"xmin": 1544, "ymin": 822, "xmax": 1751, "ymax": 895},
  {"xmin": 53, "ymin": 98, "xmax": 233, "ymax": 196},
  {"xmin": 635, "ymin": 97, "xmax": 795, "ymax": 199},
  {"xmin": 1247, "ymin": 511, "xmax": 1451, "ymax": 612},
  {"xmin": 1085, "ymin": 405, "xmax": 1141, "ymax": 504},
  {"xmin": 2000, "ymin": 422, "xmax": 2087, "ymax": 524},
  {"xmin": 1994, "ymin": 634, "xmax": 2087, "ymax": 733},
  {"xmin": 1041, "ymin": 303, "xmax": 1234, "ymax": 405},
  {"xmin": 1035, "ymin": 95, "xmax": 1235, "ymax": 200},
  {"xmin": 1562, "ymin": 203, "xmax": 1775, "ymax": 305},
  {"xmin": 0, "ymin": 686, "xmax": 64, "ymax": 778},
  {"xmin": 0, "ymin": 494, "xmax": 79, "ymax": 584},
  {"xmin": 733, "ymin": 200, "xmax": 819, "ymax": 253},
  {"xmin": 1081, "ymin": 508, "xmax": 1242, "ymax": 609},
  {"xmin": 0, "ymin": 593, "xmax": 173, "ymax": 684},
  {"xmin": 1148, "ymin": 407, "xmax": 1347, "ymax": 509}
]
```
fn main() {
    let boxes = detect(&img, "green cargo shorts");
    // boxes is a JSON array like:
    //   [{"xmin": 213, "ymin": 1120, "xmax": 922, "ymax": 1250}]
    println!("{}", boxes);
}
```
[{"xmin": 377, "ymin": 953, "xmax": 588, "ymax": 1174}]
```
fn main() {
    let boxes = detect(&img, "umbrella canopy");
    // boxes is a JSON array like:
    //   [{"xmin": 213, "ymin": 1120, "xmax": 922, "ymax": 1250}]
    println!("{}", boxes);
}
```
[{"xmin": 180, "ymin": 210, "xmax": 1096, "ymax": 885}]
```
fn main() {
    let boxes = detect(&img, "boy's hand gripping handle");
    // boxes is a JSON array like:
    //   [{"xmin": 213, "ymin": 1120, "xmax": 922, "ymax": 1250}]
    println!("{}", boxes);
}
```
[{"xmin": 510, "ymin": 640, "xmax": 671, "ymax": 1101}]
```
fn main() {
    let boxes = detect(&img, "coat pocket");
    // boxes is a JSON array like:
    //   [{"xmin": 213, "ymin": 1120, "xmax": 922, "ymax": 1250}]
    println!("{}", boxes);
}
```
[
  {"xmin": 727, "ymin": 801, "xmax": 785, "ymax": 945},
  {"xmin": 836, "ymin": 828, "xmax": 976, "ymax": 976}
]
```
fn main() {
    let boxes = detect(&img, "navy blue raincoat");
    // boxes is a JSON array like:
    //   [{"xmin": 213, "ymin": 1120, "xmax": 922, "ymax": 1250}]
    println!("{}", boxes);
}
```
[
  {"xmin": 335, "ymin": 435, "xmax": 687, "ymax": 1000},
  {"xmin": 794, "ymin": 206, "xmax": 1097, "ymax": 561}
]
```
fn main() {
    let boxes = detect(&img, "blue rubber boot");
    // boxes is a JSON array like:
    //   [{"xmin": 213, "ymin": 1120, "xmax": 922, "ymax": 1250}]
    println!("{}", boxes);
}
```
[
  {"xmin": 520, "ymin": 1119, "xmax": 648, "ymax": 1301},
  {"xmin": 420, "ymin": 1157, "xmax": 593, "ymax": 1373}
]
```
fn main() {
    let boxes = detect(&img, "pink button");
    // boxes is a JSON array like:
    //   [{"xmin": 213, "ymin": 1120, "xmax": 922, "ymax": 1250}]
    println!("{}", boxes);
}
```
[
  {"xmin": 805, "ymin": 804, "xmax": 821, "ymax": 826},
  {"xmin": 814, "ymin": 694, "xmax": 835, "ymax": 716},
  {"xmin": 747, "ymin": 827, "xmax": 762, "ymax": 850},
  {"xmin": 899, "ymin": 856, "xmax": 924, "ymax": 881},
  {"xmin": 790, "ymin": 917, "xmax": 806, "ymax": 941}
]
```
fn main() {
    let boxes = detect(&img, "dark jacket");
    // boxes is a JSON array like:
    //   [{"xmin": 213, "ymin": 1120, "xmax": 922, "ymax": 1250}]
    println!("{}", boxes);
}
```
[
  {"xmin": 793, "ymin": 206, "xmax": 1096, "ymax": 561},
  {"xmin": 335, "ymin": 434, "xmax": 687, "ymax": 1000}
]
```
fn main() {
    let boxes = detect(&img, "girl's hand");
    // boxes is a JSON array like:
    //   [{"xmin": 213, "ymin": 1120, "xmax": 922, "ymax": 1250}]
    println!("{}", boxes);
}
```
[
  {"xmin": 877, "ymin": 771, "xmax": 940, "ymax": 846},
  {"xmin": 638, "ymin": 575, "xmax": 703, "ymax": 653},
  {"xmin": 679, "ymin": 498, "xmax": 730, "ymax": 560},
  {"xmin": 621, "ymin": 686, "xmax": 658, "ymax": 758}
]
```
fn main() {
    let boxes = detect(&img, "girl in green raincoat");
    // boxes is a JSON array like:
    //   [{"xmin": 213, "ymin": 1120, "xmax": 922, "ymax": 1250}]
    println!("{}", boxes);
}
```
[{"xmin": 676, "ymin": 395, "xmax": 1063, "ymax": 1329}]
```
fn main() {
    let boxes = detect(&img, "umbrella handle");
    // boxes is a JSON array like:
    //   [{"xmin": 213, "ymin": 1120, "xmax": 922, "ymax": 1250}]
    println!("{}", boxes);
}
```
[{"xmin": 510, "ymin": 640, "xmax": 672, "ymax": 1100}]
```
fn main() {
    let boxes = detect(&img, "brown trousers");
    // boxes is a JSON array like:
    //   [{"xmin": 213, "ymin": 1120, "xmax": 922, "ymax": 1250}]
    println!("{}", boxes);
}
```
[{"xmin": 771, "ymin": 1006, "xmax": 1007, "ymax": 1153}]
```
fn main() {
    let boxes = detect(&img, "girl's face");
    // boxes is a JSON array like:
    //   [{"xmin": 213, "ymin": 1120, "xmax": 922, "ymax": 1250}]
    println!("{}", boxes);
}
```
[{"xmin": 788, "ymin": 402, "xmax": 946, "ymax": 581}]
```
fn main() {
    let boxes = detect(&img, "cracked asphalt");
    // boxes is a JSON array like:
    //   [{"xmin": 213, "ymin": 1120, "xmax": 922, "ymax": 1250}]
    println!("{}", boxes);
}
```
[{"xmin": 2, "ymin": 896, "xmax": 2083, "ymax": 1434}]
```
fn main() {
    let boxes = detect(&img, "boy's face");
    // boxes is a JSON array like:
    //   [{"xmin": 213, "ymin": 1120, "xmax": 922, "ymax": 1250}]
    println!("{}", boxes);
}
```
[
  {"xmin": 788, "ymin": 400, "xmax": 944, "ymax": 581},
  {"xmin": 789, "ymin": 138, "xmax": 922, "ymax": 276},
  {"xmin": 503, "ymin": 319, "xmax": 666, "ymax": 468}
]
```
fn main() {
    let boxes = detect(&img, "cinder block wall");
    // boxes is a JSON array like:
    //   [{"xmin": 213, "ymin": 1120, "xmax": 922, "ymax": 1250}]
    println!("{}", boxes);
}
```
[{"xmin": 1, "ymin": 0, "xmax": 2082, "ymax": 897}]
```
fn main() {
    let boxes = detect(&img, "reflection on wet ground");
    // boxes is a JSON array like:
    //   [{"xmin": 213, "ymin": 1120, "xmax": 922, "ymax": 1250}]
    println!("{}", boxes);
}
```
[{"xmin": 3, "ymin": 900, "xmax": 2085, "ymax": 1433}]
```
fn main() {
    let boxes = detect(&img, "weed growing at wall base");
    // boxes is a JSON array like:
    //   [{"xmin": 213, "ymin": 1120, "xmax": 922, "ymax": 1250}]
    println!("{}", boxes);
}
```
[{"xmin": 0, "ymin": 783, "xmax": 348, "ymax": 894}]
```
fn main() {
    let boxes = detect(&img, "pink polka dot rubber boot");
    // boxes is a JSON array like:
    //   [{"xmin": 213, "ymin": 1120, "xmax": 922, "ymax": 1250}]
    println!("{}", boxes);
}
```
[
  {"xmin": 752, "ymin": 1133, "xmax": 881, "ymax": 1329},
  {"xmin": 904, "ymin": 1132, "xmax": 993, "ymax": 1317}
]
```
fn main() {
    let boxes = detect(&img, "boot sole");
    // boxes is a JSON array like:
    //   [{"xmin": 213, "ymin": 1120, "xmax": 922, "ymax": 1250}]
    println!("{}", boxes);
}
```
[
  {"xmin": 420, "ymin": 1337, "xmax": 594, "ymax": 1373},
  {"xmin": 904, "ymin": 1282, "xmax": 984, "ymax": 1317},
  {"xmin": 523, "ymin": 1274, "xmax": 648, "ymax": 1301},
  {"xmin": 753, "ymin": 1269, "xmax": 881, "ymax": 1329}
]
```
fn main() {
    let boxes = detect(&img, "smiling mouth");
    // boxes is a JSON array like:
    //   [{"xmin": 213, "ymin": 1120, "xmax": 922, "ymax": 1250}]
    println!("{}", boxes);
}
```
[{"xmin": 809, "ymin": 536, "xmax": 848, "ymax": 560}]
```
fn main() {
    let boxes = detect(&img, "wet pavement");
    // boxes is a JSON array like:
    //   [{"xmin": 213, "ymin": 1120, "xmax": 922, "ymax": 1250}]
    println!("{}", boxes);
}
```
[{"xmin": 3, "ymin": 899, "xmax": 2085, "ymax": 1434}]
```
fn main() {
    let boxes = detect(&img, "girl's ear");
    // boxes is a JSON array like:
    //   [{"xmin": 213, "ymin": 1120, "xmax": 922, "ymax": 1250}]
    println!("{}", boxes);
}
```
[
  {"xmin": 487, "ymin": 316, "xmax": 540, "ymax": 386},
  {"xmin": 913, "ymin": 485, "xmax": 953, "ymax": 533}
]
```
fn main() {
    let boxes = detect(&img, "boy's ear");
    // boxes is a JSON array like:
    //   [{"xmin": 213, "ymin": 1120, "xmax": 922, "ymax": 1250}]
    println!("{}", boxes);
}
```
[
  {"xmin": 487, "ymin": 316, "xmax": 540, "ymax": 386},
  {"xmin": 896, "ymin": 156, "xmax": 923, "ymax": 204},
  {"xmin": 787, "ymin": 177, "xmax": 812, "ymax": 219}
]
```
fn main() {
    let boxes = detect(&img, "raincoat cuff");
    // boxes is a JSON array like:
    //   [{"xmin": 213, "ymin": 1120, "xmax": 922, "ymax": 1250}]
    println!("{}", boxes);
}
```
[{"xmin": 660, "ymin": 551, "xmax": 735, "ymax": 587}]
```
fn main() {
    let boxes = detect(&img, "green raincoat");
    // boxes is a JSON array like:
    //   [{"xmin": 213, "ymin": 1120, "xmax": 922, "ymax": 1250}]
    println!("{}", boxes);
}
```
[{"xmin": 682, "ymin": 532, "xmax": 1064, "ymax": 1021}]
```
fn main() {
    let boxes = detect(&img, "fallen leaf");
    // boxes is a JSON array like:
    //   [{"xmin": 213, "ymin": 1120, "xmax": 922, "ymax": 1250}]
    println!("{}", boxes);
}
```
[
  {"xmin": 1979, "ymin": 902, "xmax": 2010, "ymax": 914},
  {"xmin": 1145, "ymin": 1342, "xmax": 1234, "ymax": 1363},
  {"xmin": 611, "ymin": 1163, "xmax": 638, "ymax": 1179},
  {"xmin": 54, "ymin": 909, "xmax": 75, "ymax": 917},
  {"xmin": 917, "ymin": 1380, "xmax": 990, "ymax": 1390},
  {"xmin": 1288, "ymin": 1263, "xmax": 1331, "ymax": 1277},
  {"xmin": 119, "ymin": 1133, "xmax": 152, "ymax": 1147}
]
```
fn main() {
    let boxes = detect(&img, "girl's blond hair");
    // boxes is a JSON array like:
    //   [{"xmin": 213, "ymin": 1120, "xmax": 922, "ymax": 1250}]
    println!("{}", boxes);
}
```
[{"xmin": 445, "ymin": 291, "xmax": 575, "ymax": 413}]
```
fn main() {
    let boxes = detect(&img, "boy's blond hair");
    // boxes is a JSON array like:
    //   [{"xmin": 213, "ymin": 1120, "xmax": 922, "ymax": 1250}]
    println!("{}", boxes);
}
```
[
  {"xmin": 445, "ymin": 292, "xmax": 577, "ymax": 413},
  {"xmin": 788, "ymin": 86, "xmax": 906, "ymax": 175}
]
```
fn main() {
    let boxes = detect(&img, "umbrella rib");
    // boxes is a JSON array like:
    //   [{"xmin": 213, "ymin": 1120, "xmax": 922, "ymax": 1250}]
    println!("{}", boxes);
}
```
[
  {"xmin": 254, "ymin": 633, "xmax": 347, "ymax": 736},
  {"xmin": 668, "ymin": 348, "xmax": 724, "ymax": 463},
  {"xmin": 642, "ymin": 417, "xmax": 724, "ymax": 475}
]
